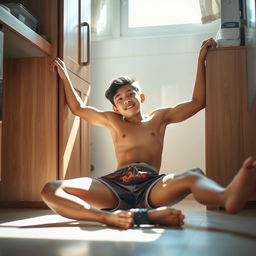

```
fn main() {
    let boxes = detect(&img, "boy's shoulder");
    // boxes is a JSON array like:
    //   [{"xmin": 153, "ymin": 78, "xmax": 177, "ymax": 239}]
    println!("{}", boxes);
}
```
[
  {"xmin": 149, "ymin": 106, "xmax": 171, "ymax": 116},
  {"xmin": 105, "ymin": 110, "xmax": 123, "ymax": 120}
]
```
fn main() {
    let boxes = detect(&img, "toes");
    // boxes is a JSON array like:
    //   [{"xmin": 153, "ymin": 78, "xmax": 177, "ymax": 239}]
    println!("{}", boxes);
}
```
[
  {"xmin": 110, "ymin": 211, "xmax": 134, "ymax": 229},
  {"xmin": 170, "ymin": 209, "xmax": 182, "ymax": 215},
  {"xmin": 171, "ymin": 215, "xmax": 182, "ymax": 226},
  {"xmin": 244, "ymin": 157, "xmax": 254, "ymax": 168},
  {"xmin": 179, "ymin": 215, "xmax": 185, "ymax": 226},
  {"xmin": 179, "ymin": 214, "xmax": 185, "ymax": 220},
  {"xmin": 242, "ymin": 157, "xmax": 256, "ymax": 170},
  {"xmin": 119, "ymin": 219, "xmax": 133, "ymax": 229}
]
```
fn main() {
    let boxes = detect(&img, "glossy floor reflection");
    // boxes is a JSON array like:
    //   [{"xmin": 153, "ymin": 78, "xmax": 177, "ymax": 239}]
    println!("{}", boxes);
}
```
[{"xmin": 0, "ymin": 199, "xmax": 256, "ymax": 256}]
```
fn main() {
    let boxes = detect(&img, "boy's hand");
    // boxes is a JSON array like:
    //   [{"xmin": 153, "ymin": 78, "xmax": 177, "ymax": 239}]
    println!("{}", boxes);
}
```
[
  {"xmin": 199, "ymin": 38, "xmax": 217, "ymax": 62},
  {"xmin": 50, "ymin": 57, "xmax": 69, "ymax": 81}
]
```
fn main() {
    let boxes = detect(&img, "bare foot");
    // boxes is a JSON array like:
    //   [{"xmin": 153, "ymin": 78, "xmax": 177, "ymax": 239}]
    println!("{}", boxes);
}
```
[
  {"xmin": 224, "ymin": 157, "xmax": 256, "ymax": 214},
  {"xmin": 103, "ymin": 210, "xmax": 133, "ymax": 229},
  {"xmin": 147, "ymin": 207, "xmax": 185, "ymax": 226}
]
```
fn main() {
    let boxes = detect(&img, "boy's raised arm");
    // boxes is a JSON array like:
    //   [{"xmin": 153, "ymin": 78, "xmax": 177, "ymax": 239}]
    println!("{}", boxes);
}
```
[
  {"xmin": 192, "ymin": 38, "xmax": 217, "ymax": 109},
  {"xmin": 50, "ymin": 58, "xmax": 110, "ymax": 127},
  {"xmin": 159, "ymin": 38, "xmax": 217, "ymax": 124}
]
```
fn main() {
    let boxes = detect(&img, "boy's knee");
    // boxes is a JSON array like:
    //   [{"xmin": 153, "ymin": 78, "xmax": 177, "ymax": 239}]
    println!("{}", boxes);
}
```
[
  {"xmin": 41, "ymin": 180, "xmax": 60, "ymax": 200},
  {"xmin": 188, "ymin": 168, "xmax": 205, "ymax": 177}
]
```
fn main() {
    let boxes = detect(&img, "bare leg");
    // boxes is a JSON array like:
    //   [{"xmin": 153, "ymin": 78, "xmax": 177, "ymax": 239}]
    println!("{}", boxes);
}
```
[
  {"xmin": 41, "ymin": 178, "xmax": 185, "ymax": 228},
  {"xmin": 149, "ymin": 157, "xmax": 256, "ymax": 214},
  {"xmin": 41, "ymin": 178, "xmax": 133, "ymax": 229}
]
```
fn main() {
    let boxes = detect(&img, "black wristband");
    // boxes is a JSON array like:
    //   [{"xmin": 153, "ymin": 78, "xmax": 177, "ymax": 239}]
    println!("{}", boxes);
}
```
[{"xmin": 133, "ymin": 208, "xmax": 152, "ymax": 225}]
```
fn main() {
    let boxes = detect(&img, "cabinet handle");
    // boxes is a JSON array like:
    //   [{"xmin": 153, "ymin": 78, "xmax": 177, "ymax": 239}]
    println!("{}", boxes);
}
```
[{"xmin": 79, "ymin": 22, "xmax": 90, "ymax": 66}]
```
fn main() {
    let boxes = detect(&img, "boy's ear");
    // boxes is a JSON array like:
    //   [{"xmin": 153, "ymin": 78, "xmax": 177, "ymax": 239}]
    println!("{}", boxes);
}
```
[
  {"xmin": 140, "ymin": 93, "xmax": 145, "ymax": 103},
  {"xmin": 112, "ymin": 106, "xmax": 119, "ymax": 113}
]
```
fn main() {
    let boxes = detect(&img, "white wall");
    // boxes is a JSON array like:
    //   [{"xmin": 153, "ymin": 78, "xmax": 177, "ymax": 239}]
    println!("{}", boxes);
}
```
[{"xmin": 90, "ymin": 32, "xmax": 217, "ymax": 177}]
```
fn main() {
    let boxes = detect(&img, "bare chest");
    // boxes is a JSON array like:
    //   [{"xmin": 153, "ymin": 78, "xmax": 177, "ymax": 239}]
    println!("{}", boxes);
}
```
[{"xmin": 111, "ymin": 120, "xmax": 164, "ymax": 146}]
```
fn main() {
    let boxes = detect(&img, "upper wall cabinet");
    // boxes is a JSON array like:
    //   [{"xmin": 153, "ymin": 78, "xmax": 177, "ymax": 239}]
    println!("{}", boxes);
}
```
[
  {"xmin": 0, "ymin": 1, "xmax": 56, "ymax": 58},
  {"xmin": 60, "ymin": 0, "xmax": 90, "ymax": 82}
]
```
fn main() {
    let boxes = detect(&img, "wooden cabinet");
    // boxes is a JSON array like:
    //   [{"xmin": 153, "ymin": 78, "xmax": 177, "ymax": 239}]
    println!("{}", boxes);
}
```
[
  {"xmin": 0, "ymin": 0, "xmax": 91, "ymax": 205},
  {"xmin": 0, "ymin": 57, "xmax": 58, "ymax": 202},
  {"xmin": 0, "ymin": 0, "xmax": 58, "ymax": 204},
  {"xmin": 60, "ymin": 0, "xmax": 90, "ymax": 82},
  {"xmin": 59, "ymin": 0, "xmax": 91, "ymax": 179},
  {"xmin": 59, "ymin": 71, "xmax": 91, "ymax": 180},
  {"xmin": 205, "ymin": 47, "xmax": 256, "ymax": 208}
]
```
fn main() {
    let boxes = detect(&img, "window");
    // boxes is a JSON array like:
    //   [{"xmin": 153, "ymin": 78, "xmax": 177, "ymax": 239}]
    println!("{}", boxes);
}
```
[
  {"xmin": 127, "ymin": 0, "xmax": 201, "ymax": 28},
  {"xmin": 121, "ymin": 0, "xmax": 219, "ymax": 37},
  {"xmin": 92, "ymin": 0, "xmax": 220, "ymax": 39}
]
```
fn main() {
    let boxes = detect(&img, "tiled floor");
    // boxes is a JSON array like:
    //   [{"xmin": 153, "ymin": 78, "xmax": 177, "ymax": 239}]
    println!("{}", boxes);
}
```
[{"xmin": 0, "ymin": 199, "xmax": 256, "ymax": 256}]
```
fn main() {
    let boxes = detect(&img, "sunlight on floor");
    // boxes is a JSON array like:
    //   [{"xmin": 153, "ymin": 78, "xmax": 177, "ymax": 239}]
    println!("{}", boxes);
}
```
[
  {"xmin": 0, "ymin": 214, "xmax": 164, "ymax": 242},
  {"xmin": 1, "ymin": 201, "xmax": 256, "ymax": 256}
]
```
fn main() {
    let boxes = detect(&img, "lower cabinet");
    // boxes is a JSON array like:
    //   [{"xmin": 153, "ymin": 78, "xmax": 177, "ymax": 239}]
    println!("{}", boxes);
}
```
[
  {"xmin": 0, "ymin": 57, "xmax": 91, "ymax": 205},
  {"xmin": 205, "ymin": 47, "xmax": 256, "ymax": 209},
  {"xmin": 0, "ymin": 57, "xmax": 58, "ymax": 203}
]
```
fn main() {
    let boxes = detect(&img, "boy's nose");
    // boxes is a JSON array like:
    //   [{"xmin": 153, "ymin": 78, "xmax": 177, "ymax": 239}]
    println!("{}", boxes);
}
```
[{"xmin": 124, "ymin": 99, "xmax": 131, "ymax": 104}]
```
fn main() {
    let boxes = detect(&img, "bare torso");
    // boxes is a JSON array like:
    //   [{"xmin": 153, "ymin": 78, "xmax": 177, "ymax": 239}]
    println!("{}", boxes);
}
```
[{"xmin": 106, "ymin": 110, "xmax": 167, "ymax": 173}]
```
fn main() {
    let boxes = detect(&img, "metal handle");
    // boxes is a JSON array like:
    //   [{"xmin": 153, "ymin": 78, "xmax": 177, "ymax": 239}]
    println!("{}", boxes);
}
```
[{"xmin": 79, "ymin": 22, "xmax": 90, "ymax": 66}]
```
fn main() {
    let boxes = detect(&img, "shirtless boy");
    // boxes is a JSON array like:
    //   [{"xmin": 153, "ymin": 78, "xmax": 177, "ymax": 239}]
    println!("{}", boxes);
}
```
[{"xmin": 41, "ymin": 38, "xmax": 256, "ymax": 229}]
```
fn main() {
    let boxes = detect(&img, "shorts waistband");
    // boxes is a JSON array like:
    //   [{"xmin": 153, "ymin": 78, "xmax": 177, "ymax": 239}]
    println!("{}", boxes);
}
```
[{"xmin": 117, "ymin": 165, "xmax": 158, "ymax": 174}]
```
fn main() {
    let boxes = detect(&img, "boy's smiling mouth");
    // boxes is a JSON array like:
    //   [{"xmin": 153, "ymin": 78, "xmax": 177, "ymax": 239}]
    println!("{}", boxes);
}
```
[{"xmin": 124, "ymin": 104, "xmax": 135, "ymax": 110}]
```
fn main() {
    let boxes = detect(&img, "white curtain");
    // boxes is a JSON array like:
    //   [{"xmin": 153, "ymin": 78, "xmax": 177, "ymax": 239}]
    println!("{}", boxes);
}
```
[
  {"xmin": 91, "ymin": 0, "xmax": 106, "ymax": 34},
  {"xmin": 199, "ymin": 0, "xmax": 221, "ymax": 24}
]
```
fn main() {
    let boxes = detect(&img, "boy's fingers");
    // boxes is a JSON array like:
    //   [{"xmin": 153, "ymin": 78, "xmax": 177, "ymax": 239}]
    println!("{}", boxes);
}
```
[
  {"xmin": 202, "ymin": 38, "xmax": 216, "ymax": 49},
  {"xmin": 50, "ymin": 61, "xmax": 59, "ymax": 73}
]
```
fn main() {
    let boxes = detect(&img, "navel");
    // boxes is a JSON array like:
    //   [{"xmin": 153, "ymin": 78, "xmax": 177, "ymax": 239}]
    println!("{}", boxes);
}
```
[
  {"xmin": 151, "ymin": 132, "xmax": 155, "ymax": 136},
  {"xmin": 122, "ymin": 134, "xmax": 126, "ymax": 138}
]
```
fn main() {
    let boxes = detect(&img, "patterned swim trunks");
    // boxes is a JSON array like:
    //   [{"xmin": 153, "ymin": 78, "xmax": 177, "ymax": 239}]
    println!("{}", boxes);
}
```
[{"xmin": 95, "ymin": 166, "xmax": 165, "ymax": 210}]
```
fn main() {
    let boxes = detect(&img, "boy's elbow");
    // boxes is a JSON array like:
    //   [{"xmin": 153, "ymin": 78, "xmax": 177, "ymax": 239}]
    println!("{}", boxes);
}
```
[
  {"xmin": 194, "ymin": 99, "xmax": 205, "ymax": 111},
  {"xmin": 70, "ymin": 106, "xmax": 82, "ymax": 116},
  {"xmin": 201, "ymin": 101, "xmax": 206, "ymax": 109}
]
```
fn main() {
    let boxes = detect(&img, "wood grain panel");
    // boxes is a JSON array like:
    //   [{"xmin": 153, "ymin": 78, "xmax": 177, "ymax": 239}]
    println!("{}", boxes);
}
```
[
  {"xmin": 205, "ymin": 47, "xmax": 256, "ymax": 203},
  {"xmin": 60, "ymin": 0, "xmax": 90, "ymax": 82},
  {"xmin": 0, "ymin": 57, "xmax": 58, "ymax": 202},
  {"xmin": 59, "ymin": 70, "xmax": 90, "ymax": 180}
]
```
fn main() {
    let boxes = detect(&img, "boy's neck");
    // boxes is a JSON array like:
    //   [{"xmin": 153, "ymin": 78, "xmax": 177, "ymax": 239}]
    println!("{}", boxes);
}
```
[{"xmin": 122, "ymin": 112, "xmax": 148, "ymax": 124}]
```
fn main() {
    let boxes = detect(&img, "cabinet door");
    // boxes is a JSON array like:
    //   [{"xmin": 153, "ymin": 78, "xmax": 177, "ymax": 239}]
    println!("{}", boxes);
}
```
[
  {"xmin": 0, "ymin": 57, "xmax": 58, "ymax": 202},
  {"xmin": 206, "ymin": 47, "xmax": 256, "ymax": 201},
  {"xmin": 60, "ymin": 0, "xmax": 90, "ymax": 82},
  {"xmin": 59, "ymin": 71, "xmax": 91, "ymax": 179},
  {"xmin": 205, "ymin": 48, "xmax": 248, "ymax": 187},
  {"xmin": 59, "ymin": 0, "xmax": 91, "ymax": 179}
]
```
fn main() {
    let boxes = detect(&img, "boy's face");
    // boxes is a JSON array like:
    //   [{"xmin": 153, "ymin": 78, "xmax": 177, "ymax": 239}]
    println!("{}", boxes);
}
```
[{"xmin": 112, "ymin": 85, "xmax": 145, "ymax": 118}]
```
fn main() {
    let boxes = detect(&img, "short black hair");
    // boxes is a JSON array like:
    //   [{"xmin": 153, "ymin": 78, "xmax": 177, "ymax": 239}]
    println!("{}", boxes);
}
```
[{"xmin": 105, "ymin": 76, "xmax": 140, "ymax": 106}]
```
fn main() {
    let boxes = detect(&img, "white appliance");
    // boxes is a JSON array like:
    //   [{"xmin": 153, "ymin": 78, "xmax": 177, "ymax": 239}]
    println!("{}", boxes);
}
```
[{"xmin": 216, "ymin": 0, "xmax": 241, "ymax": 47}]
